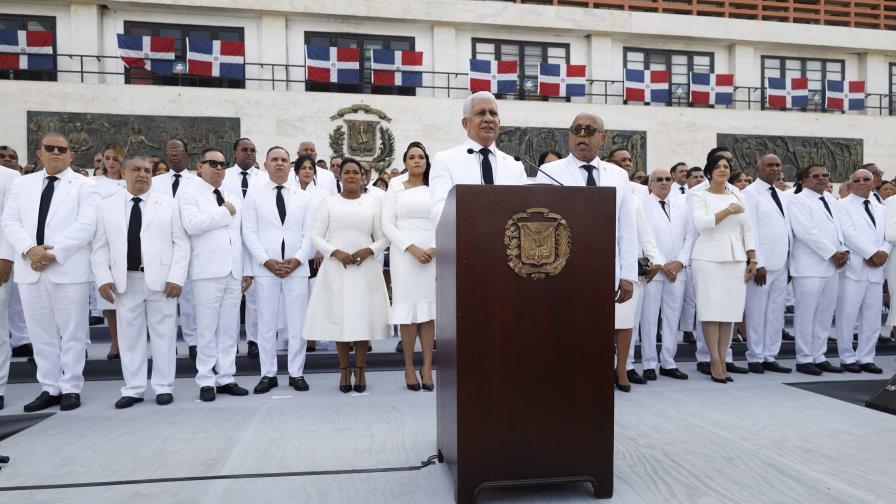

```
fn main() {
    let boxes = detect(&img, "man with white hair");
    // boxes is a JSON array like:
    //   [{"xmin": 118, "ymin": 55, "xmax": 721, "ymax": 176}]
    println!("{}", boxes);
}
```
[{"xmin": 429, "ymin": 91, "xmax": 528, "ymax": 224}]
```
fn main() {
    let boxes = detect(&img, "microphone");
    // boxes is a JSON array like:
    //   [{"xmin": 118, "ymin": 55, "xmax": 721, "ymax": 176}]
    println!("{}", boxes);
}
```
[
  {"xmin": 466, "ymin": 148, "xmax": 475, "ymax": 155},
  {"xmin": 514, "ymin": 156, "xmax": 565, "ymax": 186}
]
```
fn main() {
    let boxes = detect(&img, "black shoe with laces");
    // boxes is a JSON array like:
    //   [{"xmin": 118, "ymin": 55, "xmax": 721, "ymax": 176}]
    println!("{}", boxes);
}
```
[{"xmin": 253, "ymin": 376, "xmax": 278, "ymax": 394}]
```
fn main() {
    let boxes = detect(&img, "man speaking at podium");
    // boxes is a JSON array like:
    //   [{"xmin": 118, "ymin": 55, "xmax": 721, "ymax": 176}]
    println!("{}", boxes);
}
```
[{"xmin": 430, "ymin": 91, "xmax": 529, "ymax": 224}]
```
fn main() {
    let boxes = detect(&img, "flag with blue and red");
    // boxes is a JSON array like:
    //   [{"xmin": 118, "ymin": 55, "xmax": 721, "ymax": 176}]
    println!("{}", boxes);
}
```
[
  {"xmin": 370, "ymin": 49, "xmax": 423, "ymax": 87},
  {"xmin": 0, "ymin": 30, "xmax": 54, "ymax": 70},
  {"xmin": 305, "ymin": 45, "xmax": 360, "ymax": 84}
]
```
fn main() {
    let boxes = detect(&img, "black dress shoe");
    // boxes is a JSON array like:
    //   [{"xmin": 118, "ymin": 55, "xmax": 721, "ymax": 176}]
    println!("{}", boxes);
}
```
[
  {"xmin": 253, "ymin": 376, "xmax": 279, "ymax": 394},
  {"xmin": 711, "ymin": 376, "xmax": 727, "ymax": 384},
  {"xmin": 683, "ymin": 331, "xmax": 696, "ymax": 344},
  {"xmin": 421, "ymin": 382, "xmax": 434, "ymax": 392},
  {"xmin": 23, "ymin": 391, "xmax": 61, "ymax": 412},
  {"xmin": 725, "ymin": 376, "xmax": 734, "ymax": 382},
  {"xmin": 156, "ymin": 393, "xmax": 174, "ymax": 405},
  {"xmin": 114, "ymin": 396, "xmax": 143, "ymax": 409},
  {"xmin": 817, "ymin": 361, "xmax": 843, "ymax": 373},
  {"xmin": 306, "ymin": 343, "xmax": 316, "ymax": 353},
  {"xmin": 696, "ymin": 361, "xmax": 711, "ymax": 375},
  {"xmin": 188, "ymin": 345, "xmax": 197, "ymax": 359},
  {"xmin": 11, "ymin": 343, "xmax": 33, "ymax": 358},
  {"xmin": 614, "ymin": 378, "xmax": 631, "ymax": 393},
  {"xmin": 725, "ymin": 362, "xmax": 749, "ymax": 374},
  {"xmin": 395, "ymin": 340, "xmax": 403, "ymax": 353},
  {"xmin": 0, "ymin": 395, "xmax": 4, "ymax": 410},
  {"xmin": 60, "ymin": 393, "xmax": 81, "ymax": 411},
  {"xmin": 247, "ymin": 341, "xmax": 259, "ymax": 357},
  {"xmin": 217, "ymin": 382, "xmax": 249, "ymax": 396},
  {"xmin": 762, "ymin": 361, "xmax": 792, "ymax": 373},
  {"xmin": 659, "ymin": 367, "xmax": 689, "ymax": 380},
  {"xmin": 626, "ymin": 369, "xmax": 647, "ymax": 385},
  {"xmin": 199, "ymin": 386, "xmax": 215, "ymax": 402},
  {"xmin": 859, "ymin": 362, "xmax": 884, "ymax": 374},
  {"xmin": 747, "ymin": 362, "xmax": 765, "ymax": 374},
  {"xmin": 642, "ymin": 369, "xmax": 657, "ymax": 381},
  {"xmin": 841, "ymin": 362, "xmax": 861, "ymax": 373},
  {"xmin": 782, "ymin": 330, "xmax": 795, "ymax": 341},
  {"xmin": 289, "ymin": 376, "xmax": 310, "ymax": 391},
  {"xmin": 89, "ymin": 315, "xmax": 105, "ymax": 326},
  {"xmin": 796, "ymin": 363, "xmax": 823, "ymax": 376}
]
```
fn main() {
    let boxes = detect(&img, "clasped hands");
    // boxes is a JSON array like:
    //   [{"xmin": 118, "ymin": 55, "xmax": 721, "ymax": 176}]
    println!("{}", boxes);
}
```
[
  {"xmin": 831, "ymin": 250, "xmax": 850, "ymax": 269},
  {"xmin": 99, "ymin": 282, "xmax": 183, "ymax": 304},
  {"xmin": 263, "ymin": 258, "xmax": 303, "ymax": 278},
  {"xmin": 407, "ymin": 245, "xmax": 437, "ymax": 265},
  {"xmin": 864, "ymin": 250, "xmax": 888, "ymax": 268},
  {"xmin": 331, "ymin": 248, "xmax": 374, "ymax": 268},
  {"xmin": 26, "ymin": 244, "xmax": 56, "ymax": 272}
]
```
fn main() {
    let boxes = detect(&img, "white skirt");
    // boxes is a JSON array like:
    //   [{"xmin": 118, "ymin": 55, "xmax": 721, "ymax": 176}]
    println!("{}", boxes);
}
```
[
  {"xmin": 692, "ymin": 259, "xmax": 746, "ymax": 322},
  {"xmin": 614, "ymin": 281, "xmax": 641, "ymax": 330}
]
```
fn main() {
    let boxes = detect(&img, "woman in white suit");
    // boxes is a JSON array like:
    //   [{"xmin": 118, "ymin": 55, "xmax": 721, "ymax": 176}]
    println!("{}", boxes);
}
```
[
  {"xmin": 690, "ymin": 155, "xmax": 757, "ymax": 383},
  {"xmin": 95, "ymin": 143, "xmax": 127, "ymax": 360}
]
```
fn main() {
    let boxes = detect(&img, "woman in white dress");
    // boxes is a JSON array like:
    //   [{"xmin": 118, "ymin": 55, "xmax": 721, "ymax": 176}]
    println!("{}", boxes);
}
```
[
  {"xmin": 94, "ymin": 143, "xmax": 127, "ymax": 359},
  {"xmin": 690, "ymin": 155, "xmax": 757, "ymax": 383},
  {"xmin": 293, "ymin": 155, "xmax": 322, "ymax": 353},
  {"xmin": 303, "ymin": 158, "xmax": 391, "ymax": 393},
  {"xmin": 382, "ymin": 142, "xmax": 436, "ymax": 391}
]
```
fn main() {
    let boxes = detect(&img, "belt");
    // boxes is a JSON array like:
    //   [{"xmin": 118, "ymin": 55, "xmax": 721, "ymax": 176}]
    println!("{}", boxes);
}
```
[{"xmin": 127, "ymin": 266, "xmax": 144, "ymax": 272}]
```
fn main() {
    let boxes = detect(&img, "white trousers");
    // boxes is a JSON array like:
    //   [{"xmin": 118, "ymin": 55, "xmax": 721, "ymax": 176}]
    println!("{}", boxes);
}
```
[
  {"xmin": 637, "ymin": 277, "xmax": 686, "ymax": 370},
  {"xmin": 115, "ymin": 272, "xmax": 177, "ymax": 397},
  {"xmin": 192, "ymin": 276, "xmax": 242, "ymax": 387},
  {"xmin": 0, "ymin": 279, "xmax": 10, "ymax": 396},
  {"xmin": 835, "ymin": 276, "xmax": 882, "ymax": 365},
  {"xmin": 255, "ymin": 275, "xmax": 308, "ymax": 378},
  {"xmin": 243, "ymin": 286, "xmax": 258, "ymax": 344},
  {"xmin": 745, "ymin": 267, "xmax": 788, "ymax": 363},
  {"xmin": 18, "ymin": 278, "xmax": 90, "ymax": 394},
  {"xmin": 793, "ymin": 275, "xmax": 839, "ymax": 364},
  {"xmin": 178, "ymin": 280, "xmax": 197, "ymax": 346},
  {"xmin": 8, "ymin": 284, "xmax": 28, "ymax": 347}
]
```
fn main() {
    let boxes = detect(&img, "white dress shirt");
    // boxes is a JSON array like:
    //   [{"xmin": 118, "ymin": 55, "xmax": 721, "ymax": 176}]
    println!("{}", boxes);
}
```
[
  {"xmin": 223, "ymin": 165, "xmax": 265, "ymax": 199},
  {"xmin": 152, "ymin": 169, "xmax": 196, "ymax": 199},
  {"xmin": 645, "ymin": 192, "xmax": 694, "ymax": 270}
]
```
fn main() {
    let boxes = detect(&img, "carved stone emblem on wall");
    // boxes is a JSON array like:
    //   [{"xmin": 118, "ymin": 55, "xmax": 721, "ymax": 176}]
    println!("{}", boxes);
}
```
[
  {"xmin": 717, "ymin": 133, "xmax": 863, "ymax": 183},
  {"xmin": 329, "ymin": 104, "xmax": 395, "ymax": 172},
  {"xmin": 497, "ymin": 127, "xmax": 647, "ymax": 177},
  {"xmin": 505, "ymin": 208, "xmax": 572, "ymax": 280},
  {"xmin": 27, "ymin": 111, "xmax": 240, "ymax": 168}
]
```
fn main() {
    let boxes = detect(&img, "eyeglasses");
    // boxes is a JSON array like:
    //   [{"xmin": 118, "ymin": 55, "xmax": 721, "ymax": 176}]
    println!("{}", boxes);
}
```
[
  {"xmin": 569, "ymin": 125, "xmax": 603, "ymax": 137},
  {"xmin": 238, "ymin": 147, "xmax": 257, "ymax": 153},
  {"xmin": 809, "ymin": 172, "xmax": 831, "ymax": 180},
  {"xmin": 652, "ymin": 176, "xmax": 673, "ymax": 183},
  {"xmin": 43, "ymin": 144, "xmax": 69, "ymax": 154},
  {"xmin": 851, "ymin": 177, "xmax": 873, "ymax": 183},
  {"xmin": 200, "ymin": 159, "xmax": 228, "ymax": 169}
]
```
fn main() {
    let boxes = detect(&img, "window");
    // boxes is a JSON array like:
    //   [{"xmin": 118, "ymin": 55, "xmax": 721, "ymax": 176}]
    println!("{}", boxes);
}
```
[
  {"xmin": 124, "ymin": 21, "xmax": 244, "ymax": 88},
  {"xmin": 472, "ymin": 38, "xmax": 570, "ymax": 101},
  {"xmin": 0, "ymin": 14, "xmax": 56, "ymax": 81},
  {"xmin": 304, "ymin": 32, "xmax": 415, "ymax": 96},
  {"xmin": 623, "ymin": 47, "xmax": 714, "ymax": 106},
  {"xmin": 761, "ymin": 56, "xmax": 844, "ymax": 111},
  {"xmin": 890, "ymin": 63, "xmax": 896, "ymax": 116}
]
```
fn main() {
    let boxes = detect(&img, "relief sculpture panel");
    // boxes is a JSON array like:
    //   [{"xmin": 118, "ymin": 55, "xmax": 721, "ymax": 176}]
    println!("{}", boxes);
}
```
[{"xmin": 717, "ymin": 133, "xmax": 863, "ymax": 183}]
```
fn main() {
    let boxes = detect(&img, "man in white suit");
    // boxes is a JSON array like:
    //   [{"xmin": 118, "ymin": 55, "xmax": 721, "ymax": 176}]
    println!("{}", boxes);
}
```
[
  {"xmin": 2, "ymin": 133, "xmax": 100, "ymax": 412},
  {"xmin": 606, "ymin": 148, "xmax": 648, "ymax": 205},
  {"xmin": 153, "ymin": 138, "xmax": 198, "ymax": 359},
  {"xmin": 429, "ymin": 91, "xmax": 529, "ymax": 225},
  {"xmin": 834, "ymin": 168, "xmax": 888, "ymax": 374},
  {"xmin": 638, "ymin": 169, "xmax": 694, "ymax": 380},
  {"xmin": 242, "ymin": 147, "xmax": 315, "ymax": 393},
  {"xmin": 91, "ymin": 156, "xmax": 190, "ymax": 408},
  {"xmin": 670, "ymin": 162, "xmax": 689, "ymax": 199},
  {"xmin": 0, "ymin": 164, "xmax": 21, "ymax": 410},
  {"xmin": 789, "ymin": 164, "xmax": 849, "ymax": 375},
  {"xmin": 742, "ymin": 154, "xmax": 793, "ymax": 374},
  {"xmin": 179, "ymin": 147, "xmax": 252, "ymax": 401},
  {"xmin": 297, "ymin": 141, "xmax": 337, "ymax": 197}
]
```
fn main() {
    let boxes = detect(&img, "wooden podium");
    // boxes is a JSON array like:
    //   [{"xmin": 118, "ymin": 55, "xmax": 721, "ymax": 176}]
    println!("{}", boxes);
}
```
[{"xmin": 436, "ymin": 185, "xmax": 616, "ymax": 503}]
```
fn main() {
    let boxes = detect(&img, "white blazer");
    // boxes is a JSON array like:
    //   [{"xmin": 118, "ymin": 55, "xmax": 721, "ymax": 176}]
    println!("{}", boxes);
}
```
[
  {"xmin": 178, "ymin": 179, "xmax": 246, "ymax": 281},
  {"xmin": 836, "ymin": 194, "xmax": 890, "ymax": 283},
  {"xmin": 0, "ymin": 168, "xmax": 21, "ymax": 261},
  {"xmin": 689, "ymin": 190, "xmax": 756, "ymax": 262},
  {"xmin": 2, "ymin": 168, "xmax": 100, "ymax": 284},
  {"xmin": 223, "ymin": 165, "xmax": 266, "ymax": 199},
  {"xmin": 788, "ymin": 189, "xmax": 846, "ymax": 278},
  {"xmin": 429, "ymin": 139, "xmax": 528, "ymax": 225},
  {"xmin": 633, "ymin": 195, "xmax": 664, "ymax": 267},
  {"xmin": 242, "ymin": 179, "xmax": 315, "ymax": 277},
  {"xmin": 644, "ymin": 193, "xmax": 694, "ymax": 272},
  {"xmin": 741, "ymin": 178, "xmax": 791, "ymax": 271},
  {"xmin": 314, "ymin": 167, "xmax": 338, "ymax": 197},
  {"xmin": 91, "ymin": 189, "xmax": 190, "ymax": 292},
  {"xmin": 536, "ymin": 154, "xmax": 638, "ymax": 287},
  {"xmin": 629, "ymin": 181, "xmax": 648, "ymax": 205},
  {"xmin": 152, "ymin": 169, "xmax": 196, "ymax": 199}
]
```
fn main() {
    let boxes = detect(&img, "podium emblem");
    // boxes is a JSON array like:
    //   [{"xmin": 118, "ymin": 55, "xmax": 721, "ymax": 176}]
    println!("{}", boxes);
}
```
[{"xmin": 504, "ymin": 208, "xmax": 572, "ymax": 280}]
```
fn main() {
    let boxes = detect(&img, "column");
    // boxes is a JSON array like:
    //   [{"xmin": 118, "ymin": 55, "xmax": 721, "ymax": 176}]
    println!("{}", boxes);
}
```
[
  {"xmin": 587, "ymin": 35, "xmax": 615, "ymax": 105},
  {"xmin": 432, "ymin": 24, "xmax": 456, "ymax": 98},
  {"xmin": 68, "ymin": 3, "xmax": 102, "ymax": 84},
  {"xmin": 728, "ymin": 43, "xmax": 757, "ymax": 111},
  {"xmin": 259, "ymin": 15, "xmax": 288, "ymax": 91}
]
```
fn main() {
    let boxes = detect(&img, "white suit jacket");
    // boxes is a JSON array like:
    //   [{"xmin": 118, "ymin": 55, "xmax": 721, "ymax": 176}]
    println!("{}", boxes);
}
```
[
  {"xmin": 630, "ymin": 181, "xmax": 648, "ymax": 205},
  {"xmin": 223, "ymin": 165, "xmax": 265, "ymax": 200},
  {"xmin": 2, "ymin": 168, "xmax": 100, "ymax": 284},
  {"xmin": 536, "ymin": 154, "xmax": 637, "ymax": 287},
  {"xmin": 429, "ymin": 139, "xmax": 528, "ymax": 225},
  {"xmin": 314, "ymin": 167, "xmax": 338, "ymax": 197},
  {"xmin": 633, "ymin": 196, "xmax": 664, "ymax": 267},
  {"xmin": 788, "ymin": 189, "xmax": 846, "ymax": 278},
  {"xmin": 0, "ymin": 168, "xmax": 22, "ymax": 262},
  {"xmin": 741, "ymin": 178, "xmax": 791, "ymax": 271},
  {"xmin": 689, "ymin": 190, "xmax": 756, "ymax": 262},
  {"xmin": 179, "ymin": 179, "xmax": 246, "ymax": 281},
  {"xmin": 836, "ymin": 194, "xmax": 890, "ymax": 283},
  {"xmin": 91, "ymin": 189, "xmax": 190, "ymax": 292},
  {"xmin": 152, "ymin": 169, "xmax": 196, "ymax": 199},
  {"xmin": 644, "ymin": 193, "xmax": 694, "ymax": 274},
  {"xmin": 242, "ymin": 179, "xmax": 315, "ymax": 277}
]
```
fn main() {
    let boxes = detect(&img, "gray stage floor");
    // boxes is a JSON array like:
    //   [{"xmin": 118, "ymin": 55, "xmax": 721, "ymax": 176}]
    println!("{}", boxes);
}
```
[{"xmin": 1, "ymin": 359, "xmax": 895, "ymax": 504}]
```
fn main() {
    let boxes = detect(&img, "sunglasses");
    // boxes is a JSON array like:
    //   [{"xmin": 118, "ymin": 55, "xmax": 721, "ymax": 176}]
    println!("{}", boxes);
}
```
[
  {"xmin": 238, "ymin": 147, "xmax": 257, "ymax": 153},
  {"xmin": 200, "ymin": 159, "xmax": 228, "ymax": 169},
  {"xmin": 809, "ymin": 172, "xmax": 831, "ymax": 180},
  {"xmin": 43, "ymin": 144, "xmax": 70, "ymax": 154},
  {"xmin": 652, "ymin": 176, "xmax": 673, "ymax": 182},
  {"xmin": 851, "ymin": 177, "xmax": 872, "ymax": 183},
  {"xmin": 569, "ymin": 125, "xmax": 603, "ymax": 137}
]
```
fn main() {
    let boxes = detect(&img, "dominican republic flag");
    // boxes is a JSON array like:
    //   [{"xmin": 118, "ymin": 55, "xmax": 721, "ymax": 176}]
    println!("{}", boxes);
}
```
[
  {"xmin": 825, "ymin": 79, "xmax": 865, "ymax": 111},
  {"xmin": 305, "ymin": 45, "xmax": 360, "ymax": 84},
  {"xmin": 468, "ymin": 59, "xmax": 518, "ymax": 94},
  {"xmin": 690, "ymin": 72, "xmax": 734, "ymax": 106},
  {"xmin": 624, "ymin": 69, "xmax": 669, "ymax": 103},
  {"xmin": 0, "ymin": 30, "xmax": 53, "ymax": 70},
  {"xmin": 116, "ymin": 34, "xmax": 175, "ymax": 75},
  {"xmin": 186, "ymin": 38, "xmax": 245, "ymax": 78},
  {"xmin": 765, "ymin": 77, "xmax": 808, "ymax": 109},
  {"xmin": 370, "ymin": 49, "xmax": 423, "ymax": 87},
  {"xmin": 538, "ymin": 63, "xmax": 586, "ymax": 97}
]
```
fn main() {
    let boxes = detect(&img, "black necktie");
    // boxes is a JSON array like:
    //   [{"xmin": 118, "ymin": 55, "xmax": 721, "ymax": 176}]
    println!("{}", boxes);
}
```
[
  {"xmin": 127, "ymin": 197, "xmax": 142, "ymax": 270},
  {"xmin": 679, "ymin": 186, "xmax": 685, "ymax": 194},
  {"xmin": 336, "ymin": 180, "xmax": 342, "ymax": 193},
  {"xmin": 874, "ymin": 192, "xmax": 882, "ymax": 204},
  {"xmin": 659, "ymin": 200, "xmax": 670, "ymax": 220},
  {"xmin": 819, "ymin": 196, "xmax": 833, "ymax": 218},
  {"xmin": 172, "ymin": 173, "xmax": 181, "ymax": 197},
  {"xmin": 214, "ymin": 188, "xmax": 225, "ymax": 206},
  {"xmin": 479, "ymin": 147, "xmax": 494, "ymax": 185},
  {"xmin": 864, "ymin": 200, "xmax": 877, "ymax": 227},
  {"xmin": 240, "ymin": 171, "xmax": 249, "ymax": 198},
  {"xmin": 36, "ymin": 175, "xmax": 58, "ymax": 246},
  {"xmin": 769, "ymin": 186, "xmax": 784, "ymax": 217},
  {"xmin": 276, "ymin": 186, "xmax": 286, "ymax": 259},
  {"xmin": 581, "ymin": 164, "xmax": 597, "ymax": 187}
]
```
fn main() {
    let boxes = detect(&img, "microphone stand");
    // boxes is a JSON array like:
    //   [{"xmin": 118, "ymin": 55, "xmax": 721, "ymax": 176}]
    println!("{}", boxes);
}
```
[{"xmin": 513, "ymin": 156, "xmax": 566, "ymax": 186}]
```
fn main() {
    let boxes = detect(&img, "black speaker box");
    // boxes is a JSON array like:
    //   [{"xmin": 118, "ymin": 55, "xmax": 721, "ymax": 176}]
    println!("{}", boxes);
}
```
[{"xmin": 865, "ymin": 374, "xmax": 896, "ymax": 415}]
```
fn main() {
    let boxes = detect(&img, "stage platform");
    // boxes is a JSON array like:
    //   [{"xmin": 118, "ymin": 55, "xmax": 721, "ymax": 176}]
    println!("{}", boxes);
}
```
[{"xmin": 1, "ymin": 358, "xmax": 895, "ymax": 503}]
